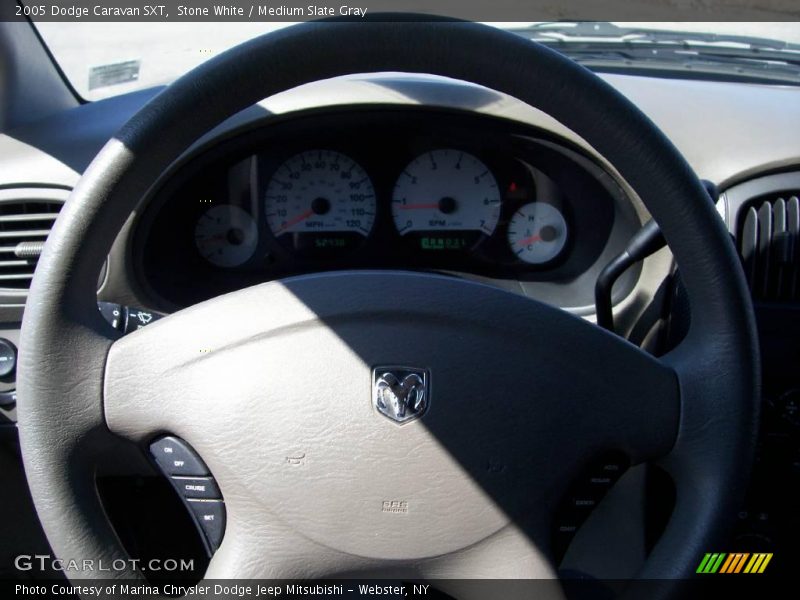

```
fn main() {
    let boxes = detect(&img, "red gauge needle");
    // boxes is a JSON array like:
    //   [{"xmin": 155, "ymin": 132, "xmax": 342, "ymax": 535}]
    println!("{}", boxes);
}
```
[
  {"xmin": 517, "ymin": 233, "xmax": 542, "ymax": 246},
  {"xmin": 275, "ymin": 209, "xmax": 314, "ymax": 234},
  {"xmin": 398, "ymin": 203, "xmax": 441, "ymax": 210}
]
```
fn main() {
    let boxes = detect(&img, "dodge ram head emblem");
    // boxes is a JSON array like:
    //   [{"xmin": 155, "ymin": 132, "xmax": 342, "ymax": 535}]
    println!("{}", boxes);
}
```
[{"xmin": 373, "ymin": 367, "xmax": 429, "ymax": 424}]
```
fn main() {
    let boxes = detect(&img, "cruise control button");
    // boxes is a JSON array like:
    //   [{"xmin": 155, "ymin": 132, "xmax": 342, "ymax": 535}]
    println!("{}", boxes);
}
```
[
  {"xmin": 0, "ymin": 338, "xmax": 17, "ymax": 378},
  {"xmin": 150, "ymin": 436, "xmax": 209, "ymax": 476},
  {"xmin": 0, "ymin": 389, "xmax": 16, "ymax": 407},
  {"xmin": 187, "ymin": 499, "xmax": 226, "ymax": 550},
  {"xmin": 589, "ymin": 476, "xmax": 613, "ymax": 486},
  {"xmin": 572, "ymin": 497, "xmax": 598, "ymax": 509},
  {"xmin": 172, "ymin": 476, "xmax": 221, "ymax": 500}
]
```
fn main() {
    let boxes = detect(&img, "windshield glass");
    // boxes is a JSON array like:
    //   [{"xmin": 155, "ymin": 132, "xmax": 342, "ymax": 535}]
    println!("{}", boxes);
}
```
[{"xmin": 35, "ymin": 21, "xmax": 800, "ymax": 101}]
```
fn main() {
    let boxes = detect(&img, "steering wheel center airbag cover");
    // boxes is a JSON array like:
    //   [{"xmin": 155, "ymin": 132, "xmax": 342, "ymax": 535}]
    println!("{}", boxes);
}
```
[{"xmin": 104, "ymin": 271, "xmax": 677, "ymax": 560}]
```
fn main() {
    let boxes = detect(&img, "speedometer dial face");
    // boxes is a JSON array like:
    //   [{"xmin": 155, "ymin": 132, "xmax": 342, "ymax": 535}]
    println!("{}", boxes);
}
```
[
  {"xmin": 392, "ymin": 150, "xmax": 501, "ymax": 251},
  {"xmin": 265, "ymin": 150, "xmax": 376, "ymax": 254},
  {"xmin": 194, "ymin": 205, "xmax": 258, "ymax": 268}
]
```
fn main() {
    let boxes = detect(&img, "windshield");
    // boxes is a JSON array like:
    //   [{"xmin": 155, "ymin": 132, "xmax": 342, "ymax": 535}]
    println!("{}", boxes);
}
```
[{"xmin": 34, "ymin": 21, "xmax": 800, "ymax": 101}]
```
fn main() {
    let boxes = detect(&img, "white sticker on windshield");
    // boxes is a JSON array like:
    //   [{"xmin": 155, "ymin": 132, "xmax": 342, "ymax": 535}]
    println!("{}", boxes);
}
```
[{"xmin": 88, "ymin": 59, "xmax": 140, "ymax": 90}]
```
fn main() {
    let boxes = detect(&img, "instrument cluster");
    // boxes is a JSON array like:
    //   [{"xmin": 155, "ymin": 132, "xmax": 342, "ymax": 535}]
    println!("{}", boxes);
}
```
[{"xmin": 135, "ymin": 109, "xmax": 622, "ymax": 308}]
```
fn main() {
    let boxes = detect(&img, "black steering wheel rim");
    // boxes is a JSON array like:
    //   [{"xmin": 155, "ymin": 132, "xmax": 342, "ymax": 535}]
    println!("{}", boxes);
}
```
[{"xmin": 17, "ymin": 19, "xmax": 759, "ymax": 591}]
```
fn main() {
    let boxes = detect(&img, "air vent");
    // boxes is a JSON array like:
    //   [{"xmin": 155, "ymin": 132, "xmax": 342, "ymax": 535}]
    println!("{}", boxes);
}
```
[
  {"xmin": 738, "ymin": 192, "xmax": 799, "ymax": 302},
  {"xmin": 0, "ymin": 196, "xmax": 63, "ymax": 291}
]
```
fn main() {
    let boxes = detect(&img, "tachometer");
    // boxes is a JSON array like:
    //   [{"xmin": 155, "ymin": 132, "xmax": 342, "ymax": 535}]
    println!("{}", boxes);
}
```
[
  {"xmin": 194, "ymin": 204, "xmax": 258, "ymax": 268},
  {"xmin": 265, "ymin": 150, "xmax": 376, "ymax": 254},
  {"xmin": 507, "ymin": 202, "xmax": 568, "ymax": 265},
  {"xmin": 391, "ymin": 150, "xmax": 501, "ymax": 251}
]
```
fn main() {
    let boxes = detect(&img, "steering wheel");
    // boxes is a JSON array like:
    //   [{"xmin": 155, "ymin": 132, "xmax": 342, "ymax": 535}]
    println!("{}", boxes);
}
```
[{"xmin": 17, "ymin": 20, "xmax": 759, "ymax": 597}]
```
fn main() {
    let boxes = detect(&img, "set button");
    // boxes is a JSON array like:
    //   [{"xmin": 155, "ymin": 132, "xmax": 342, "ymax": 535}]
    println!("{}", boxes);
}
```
[{"xmin": 187, "ymin": 499, "xmax": 226, "ymax": 551}]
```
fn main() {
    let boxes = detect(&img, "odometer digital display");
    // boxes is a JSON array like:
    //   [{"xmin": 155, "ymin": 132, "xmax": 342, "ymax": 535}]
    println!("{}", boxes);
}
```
[{"xmin": 418, "ymin": 235, "xmax": 473, "ymax": 251}]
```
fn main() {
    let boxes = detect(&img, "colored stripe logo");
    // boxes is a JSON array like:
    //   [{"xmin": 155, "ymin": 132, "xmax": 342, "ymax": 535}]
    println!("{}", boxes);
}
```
[{"xmin": 697, "ymin": 553, "xmax": 773, "ymax": 574}]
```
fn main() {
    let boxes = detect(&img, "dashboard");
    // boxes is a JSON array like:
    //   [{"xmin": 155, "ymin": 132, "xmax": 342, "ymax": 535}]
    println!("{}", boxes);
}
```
[
  {"xmin": 4, "ymin": 71, "xmax": 798, "ymax": 322},
  {"xmin": 134, "ymin": 108, "xmax": 636, "ymax": 309}
]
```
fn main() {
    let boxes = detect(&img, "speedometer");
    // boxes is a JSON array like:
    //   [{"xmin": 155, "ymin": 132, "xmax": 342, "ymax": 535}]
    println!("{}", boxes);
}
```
[
  {"xmin": 391, "ymin": 149, "xmax": 501, "ymax": 251},
  {"xmin": 265, "ymin": 150, "xmax": 376, "ymax": 254}
]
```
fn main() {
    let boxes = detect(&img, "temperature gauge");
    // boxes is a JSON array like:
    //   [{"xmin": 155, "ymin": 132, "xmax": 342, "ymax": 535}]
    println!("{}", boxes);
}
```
[{"xmin": 507, "ymin": 202, "xmax": 568, "ymax": 265}]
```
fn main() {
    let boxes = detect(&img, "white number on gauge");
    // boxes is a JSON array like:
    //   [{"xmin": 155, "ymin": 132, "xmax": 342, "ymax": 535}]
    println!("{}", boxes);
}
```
[
  {"xmin": 194, "ymin": 204, "xmax": 258, "ymax": 268},
  {"xmin": 391, "ymin": 150, "xmax": 501, "ymax": 249},
  {"xmin": 265, "ymin": 150, "xmax": 376, "ymax": 253},
  {"xmin": 507, "ymin": 202, "xmax": 568, "ymax": 265}
]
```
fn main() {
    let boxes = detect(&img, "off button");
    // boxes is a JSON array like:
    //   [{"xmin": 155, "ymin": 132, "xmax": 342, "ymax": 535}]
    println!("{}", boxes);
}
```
[{"xmin": 149, "ymin": 436, "xmax": 210, "ymax": 476}]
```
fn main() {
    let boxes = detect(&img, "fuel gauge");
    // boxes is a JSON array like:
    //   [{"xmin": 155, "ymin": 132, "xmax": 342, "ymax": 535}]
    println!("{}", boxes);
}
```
[
  {"xmin": 194, "ymin": 204, "xmax": 258, "ymax": 268},
  {"xmin": 507, "ymin": 202, "xmax": 568, "ymax": 265}
]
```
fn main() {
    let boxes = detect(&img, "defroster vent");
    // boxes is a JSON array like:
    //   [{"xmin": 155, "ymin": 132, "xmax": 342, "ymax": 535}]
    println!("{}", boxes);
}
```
[{"xmin": 738, "ymin": 192, "xmax": 800, "ymax": 302}]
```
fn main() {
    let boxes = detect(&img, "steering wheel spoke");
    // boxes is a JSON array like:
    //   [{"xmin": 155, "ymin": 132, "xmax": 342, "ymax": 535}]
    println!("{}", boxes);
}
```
[
  {"xmin": 206, "ymin": 503, "xmax": 373, "ymax": 579},
  {"xmin": 419, "ymin": 523, "xmax": 558, "ymax": 581}
]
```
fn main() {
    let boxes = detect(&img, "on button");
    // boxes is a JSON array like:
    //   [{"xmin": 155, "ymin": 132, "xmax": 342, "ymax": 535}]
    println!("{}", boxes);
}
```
[{"xmin": 149, "ymin": 436, "xmax": 209, "ymax": 476}]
